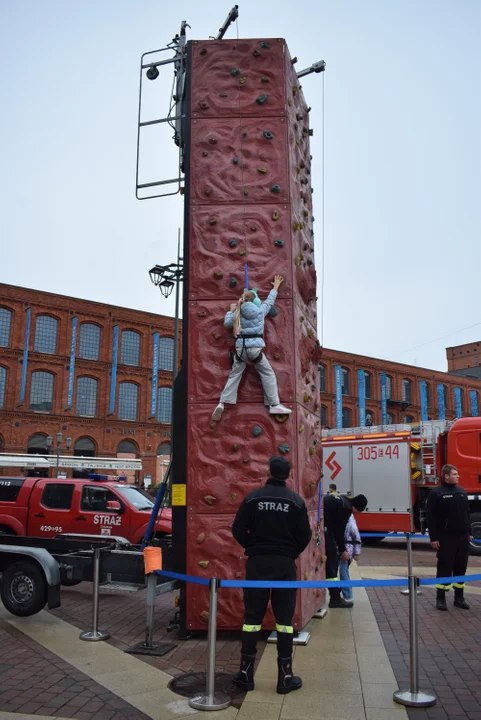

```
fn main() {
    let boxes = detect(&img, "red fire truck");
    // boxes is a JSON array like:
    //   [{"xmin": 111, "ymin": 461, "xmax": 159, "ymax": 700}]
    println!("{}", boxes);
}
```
[{"xmin": 321, "ymin": 417, "xmax": 481, "ymax": 554}]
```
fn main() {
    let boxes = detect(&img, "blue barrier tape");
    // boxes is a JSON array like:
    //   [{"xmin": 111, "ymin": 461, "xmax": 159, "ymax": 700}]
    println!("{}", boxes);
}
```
[
  {"xmin": 220, "ymin": 577, "xmax": 407, "ymax": 589},
  {"xmin": 419, "ymin": 573, "xmax": 481, "ymax": 586},
  {"xmin": 360, "ymin": 533, "xmax": 481, "ymax": 543},
  {"xmin": 155, "ymin": 569, "xmax": 210, "ymax": 586}
]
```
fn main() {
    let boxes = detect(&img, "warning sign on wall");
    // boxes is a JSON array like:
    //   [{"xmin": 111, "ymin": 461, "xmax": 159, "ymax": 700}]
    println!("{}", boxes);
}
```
[{"xmin": 172, "ymin": 484, "xmax": 187, "ymax": 506}]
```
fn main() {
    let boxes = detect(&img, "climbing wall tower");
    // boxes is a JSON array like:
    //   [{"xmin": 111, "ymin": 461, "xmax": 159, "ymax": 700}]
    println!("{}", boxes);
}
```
[{"xmin": 173, "ymin": 37, "xmax": 324, "ymax": 632}]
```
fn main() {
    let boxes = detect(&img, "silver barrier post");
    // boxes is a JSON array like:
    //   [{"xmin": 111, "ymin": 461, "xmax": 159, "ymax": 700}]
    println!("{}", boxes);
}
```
[
  {"xmin": 189, "ymin": 578, "xmax": 231, "ymax": 711},
  {"xmin": 393, "ymin": 573, "xmax": 436, "ymax": 707},
  {"xmin": 401, "ymin": 533, "xmax": 421, "ymax": 596},
  {"xmin": 80, "ymin": 547, "xmax": 110, "ymax": 641}
]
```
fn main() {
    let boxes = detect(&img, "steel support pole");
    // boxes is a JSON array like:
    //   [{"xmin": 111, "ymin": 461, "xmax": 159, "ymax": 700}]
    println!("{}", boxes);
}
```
[
  {"xmin": 189, "ymin": 579, "xmax": 231, "ymax": 711},
  {"xmin": 401, "ymin": 533, "xmax": 421, "ymax": 595},
  {"xmin": 393, "ymin": 573, "xmax": 436, "ymax": 707},
  {"xmin": 80, "ymin": 548, "xmax": 110, "ymax": 641}
]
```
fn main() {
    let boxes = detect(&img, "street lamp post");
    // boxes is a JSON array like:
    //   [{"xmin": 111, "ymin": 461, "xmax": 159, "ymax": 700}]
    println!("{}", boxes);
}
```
[{"xmin": 46, "ymin": 432, "xmax": 72, "ymax": 477}]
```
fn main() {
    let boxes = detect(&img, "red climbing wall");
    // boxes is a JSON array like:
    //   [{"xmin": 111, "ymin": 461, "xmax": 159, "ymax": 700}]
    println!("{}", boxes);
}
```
[{"xmin": 185, "ymin": 38, "xmax": 324, "ymax": 631}]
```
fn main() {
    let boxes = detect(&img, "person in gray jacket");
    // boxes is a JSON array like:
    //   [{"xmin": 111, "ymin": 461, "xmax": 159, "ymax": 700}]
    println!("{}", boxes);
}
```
[{"xmin": 211, "ymin": 275, "xmax": 292, "ymax": 422}]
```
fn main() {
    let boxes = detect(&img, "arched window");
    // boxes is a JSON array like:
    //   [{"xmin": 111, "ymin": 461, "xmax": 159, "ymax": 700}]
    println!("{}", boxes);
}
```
[
  {"xmin": 75, "ymin": 377, "xmax": 98, "ymax": 417},
  {"xmin": 365, "ymin": 411, "xmax": 374, "ymax": 427},
  {"xmin": 159, "ymin": 337, "xmax": 174, "ymax": 372},
  {"xmin": 385, "ymin": 375, "xmax": 393, "ymax": 400},
  {"xmin": 27, "ymin": 433, "xmax": 50, "ymax": 454},
  {"xmin": 34, "ymin": 315, "xmax": 58, "ymax": 354},
  {"xmin": 118, "ymin": 382, "xmax": 138, "ymax": 420},
  {"xmin": 320, "ymin": 405, "xmax": 327, "ymax": 427},
  {"xmin": 0, "ymin": 366, "xmax": 6, "ymax": 408},
  {"xmin": 117, "ymin": 439, "xmax": 138, "ymax": 455},
  {"xmin": 342, "ymin": 407, "xmax": 351, "ymax": 428},
  {"xmin": 79, "ymin": 323, "xmax": 101, "ymax": 360},
  {"xmin": 0, "ymin": 307, "xmax": 12, "ymax": 348},
  {"xmin": 30, "ymin": 371, "xmax": 54, "ymax": 412},
  {"xmin": 74, "ymin": 437, "xmax": 96, "ymax": 457},
  {"xmin": 386, "ymin": 412, "xmax": 394, "ymax": 425},
  {"xmin": 455, "ymin": 388, "xmax": 465, "ymax": 412},
  {"xmin": 319, "ymin": 365, "xmax": 326, "ymax": 392},
  {"xmin": 157, "ymin": 442, "xmax": 171, "ymax": 456},
  {"xmin": 342, "ymin": 368, "xmax": 349, "ymax": 396},
  {"xmin": 438, "ymin": 384, "xmax": 448, "ymax": 410},
  {"xmin": 403, "ymin": 415, "xmax": 414, "ymax": 423},
  {"xmin": 157, "ymin": 387, "xmax": 172, "ymax": 424},
  {"xmin": 364, "ymin": 372, "xmax": 372, "ymax": 399},
  {"xmin": 121, "ymin": 330, "xmax": 140, "ymax": 366},
  {"xmin": 402, "ymin": 379, "xmax": 412, "ymax": 403}
]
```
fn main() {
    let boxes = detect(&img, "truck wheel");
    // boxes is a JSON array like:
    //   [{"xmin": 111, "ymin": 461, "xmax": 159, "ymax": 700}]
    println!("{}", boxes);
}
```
[
  {"xmin": 0, "ymin": 561, "xmax": 48, "ymax": 617},
  {"xmin": 0, "ymin": 525, "xmax": 16, "ymax": 535},
  {"xmin": 469, "ymin": 513, "xmax": 481, "ymax": 556}
]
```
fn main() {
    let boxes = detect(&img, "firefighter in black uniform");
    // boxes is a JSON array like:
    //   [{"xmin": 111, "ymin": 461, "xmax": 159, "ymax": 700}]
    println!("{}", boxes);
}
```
[
  {"xmin": 232, "ymin": 456, "xmax": 312, "ymax": 695},
  {"xmin": 323, "ymin": 492, "xmax": 368, "ymax": 608},
  {"xmin": 427, "ymin": 463, "xmax": 471, "ymax": 611}
]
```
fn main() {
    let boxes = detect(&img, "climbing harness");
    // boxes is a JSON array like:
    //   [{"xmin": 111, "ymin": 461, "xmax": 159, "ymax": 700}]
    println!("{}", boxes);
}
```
[{"xmin": 232, "ymin": 334, "xmax": 264, "ymax": 364}]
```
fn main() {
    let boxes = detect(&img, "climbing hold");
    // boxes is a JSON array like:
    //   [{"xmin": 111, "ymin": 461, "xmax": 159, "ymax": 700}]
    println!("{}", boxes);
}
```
[
  {"xmin": 296, "ymin": 166, "xmax": 301, "ymax": 175},
  {"xmin": 300, "ymin": 316, "xmax": 305, "ymax": 323},
  {"xmin": 219, "ymin": 92, "xmax": 228, "ymax": 98},
  {"xmin": 230, "ymin": 68, "xmax": 241, "ymax": 76},
  {"xmin": 260, "ymin": 41, "xmax": 270, "ymax": 49},
  {"xmin": 200, "ymin": 610, "xmax": 209, "ymax": 623},
  {"xmin": 239, "ymin": 249, "xmax": 246, "ymax": 256},
  {"xmin": 202, "ymin": 151, "xmax": 209, "ymax": 157},
  {"xmin": 304, "ymin": 392, "xmax": 311, "ymax": 403},
  {"xmin": 296, "ymin": 112, "xmax": 303, "ymax": 121},
  {"xmin": 208, "ymin": 217, "xmax": 217, "ymax": 225},
  {"xmin": 243, "ymin": 188, "xmax": 249, "ymax": 196},
  {"xmin": 239, "ymin": 76, "xmax": 247, "ymax": 85},
  {"xmin": 232, "ymin": 157, "xmax": 239, "ymax": 165},
  {"xmin": 299, "ymin": 252, "xmax": 304, "ymax": 261},
  {"xmin": 204, "ymin": 495, "xmax": 217, "ymax": 505},
  {"xmin": 250, "ymin": 225, "xmax": 257, "ymax": 232},
  {"xmin": 311, "ymin": 385, "xmax": 316, "ymax": 392},
  {"xmin": 256, "ymin": 94, "xmax": 268, "ymax": 105},
  {"xmin": 198, "ymin": 560, "xmax": 209, "ymax": 568},
  {"xmin": 257, "ymin": 167, "xmax": 267, "ymax": 174},
  {"xmin": 304, "ymin": 127, "xmax": 314, "ymax": 137},
  {"xmin": 309, "ymin": 447, "xmax": 316, "ymax": 456},
  {"xmin": 295, "ymin": 257, "xmax": 301, "ymax": 266},
  {"xmin": 252, "ymin": 49, "xmax": 262, "ymax": 58},
  {"xmin": 229, "ymin": 239, "xmax": 238, "ymax": 247},
  {"xmin": 229, "ymin": 278, "xmax": 237, "ymax": 288},
  {"xmin": 253, "ymin": 426, "xmax": 262, "ymax": 437},
  {"xmin": 293, "ymin": 222, "xmax": 299, "ymax": 231},
  {"xmin": 274, "ymin": 240, "xmax": 284, "ymax": 248},
  {"xmin": 197, "ymin": 533, "xmax": 205, "ymax": 544},
  {"xmin": 200, "ymin": 48, "xmax": 207, "ymax": 55},
  {"xmin": 232, "ymin": 443, "xmax": 239, "ymax": 451},
  {"xmin": 291, "ymin": 57, "xmax": 298, "ymax": 65},
  {"xmin": 315, "ymin": 566, "xmax": 319, "ymax": 573},
  {"xmin": 204, "ymin": 187, "xmax": 213, "ymax": 196},
  {"xmin": 308, "ymin": 329, "xmax": 314, "ymax": 338},
  {"xmin": 292, "ymin": 85, "xmax": 298, "ymax": 96},
  {"xmin": 231, "ymin": 493, "xmax": 237, "ymax": 501},
  {"xmin": 304, "ymin": 210, "xmax": 309, "ymax": 217},
  {"xmin": 275, "ymin": 414, "xmax": 289, "ymax": 423},
  {"xmin": 304, "ymin": 571, "xmax": 309, "ymax": 580},
  {"xmin": 279, "ymin": 443, "xmax": 290, "ymax": 454},
  {"xmin": 300, "ymin": 160, "xmax": 306, "ymax": 168},
  {"xmin": 263, "ymin": 130, "xmax": 274, "ymax": 140},
  {"xmin": 242, "ymin": 130, "xmax": 247, "ymax": 137},
  {"xmin": 199, "ymin": 101, "xmax": 209, "ymax": 110},
  {"xmin": 274, "ymin": 352, "xmax": 281, "ymax": 360},
  {"xmin": 197, "ymin": 311, "xmax": 206, "ymax": 317},
  {"xmin": 243, "ymin": 457, "xmax": 250, "ymax": 464},
  {"xmin": 209, "ymin": 137, "xmax": 217, "ymax": 144},
  {"xmin": 271, "ymin": 185, "xmax": 281, "ymax": 194},
  {"xmin": 213, "ymin": 271, "xmax": 224, "ymax": 280},
  {"xmin": 272, "ymin": 210, "xmax": 279, "ymax": 221},
  {"xmin": 288, "ymin": 99, "xmax": 293, "ymax": 106},
  {"xmin": 261, "ymin": 76, "xmax": 269, "ymax": 83},
  {"xmin": 212, "ymin": 333, "xmax": 221, "ymax": 340},
  {"xmin": 299, "ymin": 424, "xmax": 305, "ymax": 433}
]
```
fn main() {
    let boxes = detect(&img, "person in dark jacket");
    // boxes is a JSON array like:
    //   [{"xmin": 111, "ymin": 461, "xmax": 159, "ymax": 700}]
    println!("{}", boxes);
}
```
[
  {"xmin": 232, "ymin": 456, "xmax": 312, "ymax": 695},
  {"xmin": 427, "ymin": 464, "xmax": 472, "ymax": 611},
  {"xmin": 323, "ymin": 492, "xmax": 368, "ymax": 608}
]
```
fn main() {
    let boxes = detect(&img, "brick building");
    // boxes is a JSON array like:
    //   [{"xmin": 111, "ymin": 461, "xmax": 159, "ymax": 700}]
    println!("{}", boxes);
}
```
[
  {"xmin": 446, "ymin": 340, "xmax": 481, "ymax": 380},
  {"xmin": 320, "ymin": 347, "xmax": 481, "ymax": 429},
  {"xmin": 0, "ymin": 284, "xmax": 180, "ymax": 484}
]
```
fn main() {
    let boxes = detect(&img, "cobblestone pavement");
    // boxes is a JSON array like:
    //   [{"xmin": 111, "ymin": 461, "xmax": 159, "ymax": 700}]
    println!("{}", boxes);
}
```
[
  {"xmin": 0, "ymin": 617, "xmax": 152, "ymax": 720},
  {"xmin": 361, "ymin": 539, "xmax": 481, "ymax": 720}
]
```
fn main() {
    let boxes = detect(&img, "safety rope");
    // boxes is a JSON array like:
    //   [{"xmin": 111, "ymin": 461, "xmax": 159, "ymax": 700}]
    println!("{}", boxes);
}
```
[
  {"xmin": 235, "ymin": 17, "xmax": 250, "ymax": 290},
  {"xmin": 319, "ymin": 71, "xmax": 325, "ymax": 347}
]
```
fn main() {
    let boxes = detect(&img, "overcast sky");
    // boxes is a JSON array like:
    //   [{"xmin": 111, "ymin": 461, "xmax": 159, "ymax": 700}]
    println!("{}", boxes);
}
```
[{"xmin": 1, "ymin": 1, "xmax": 480, "ymax": 371}]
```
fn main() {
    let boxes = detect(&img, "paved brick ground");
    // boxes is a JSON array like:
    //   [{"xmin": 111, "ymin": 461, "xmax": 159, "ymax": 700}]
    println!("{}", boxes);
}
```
[
  {"xmin": 362, "ymin": 539, "xmax": 481, "ymax": 720},
  {"xmin": 0, "ymin": 617, "xmax": 152, "ymax": 719}
]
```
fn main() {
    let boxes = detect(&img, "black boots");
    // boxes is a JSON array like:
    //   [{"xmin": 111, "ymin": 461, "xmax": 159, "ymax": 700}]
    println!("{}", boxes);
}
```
[
  {"xmin": 329, "ymin": 588, "xmax": 353, "ymax": 608},
  {"xmin": 454, "ymin": 587, "xmax": 470, "ymax": 610},
  {"xmin": 277, "ymin": 656, "xmax": 302, "ymax": 694},
  {"xmin": 436, "ymin": 589, "xmax": 448, "ymax": 611},
  {"xmin": 233, "ymin": 653, "xmax": 256, "ymax": 691}
]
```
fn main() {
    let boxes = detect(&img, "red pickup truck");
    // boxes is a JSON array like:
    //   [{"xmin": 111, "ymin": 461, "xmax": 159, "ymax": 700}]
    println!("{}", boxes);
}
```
[{"xmin": 0, "ymin": 477, "xmax": 171, "ymax": 543}]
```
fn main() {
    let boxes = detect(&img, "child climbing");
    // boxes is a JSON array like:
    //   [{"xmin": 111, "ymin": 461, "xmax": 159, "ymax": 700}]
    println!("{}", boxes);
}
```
[
  {"xmin": 339, "ymin": 513, "xmax": 361, "ymax": 602},
  {"xmin": 211, "ymin": 275, "xmax": 292, "ymax": 422}
]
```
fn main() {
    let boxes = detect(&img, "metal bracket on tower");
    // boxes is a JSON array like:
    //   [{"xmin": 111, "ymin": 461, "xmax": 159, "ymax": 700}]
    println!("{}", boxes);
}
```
[{"xmin": 297, "ymin": 60, "xmax": 326, "ymax": 78}]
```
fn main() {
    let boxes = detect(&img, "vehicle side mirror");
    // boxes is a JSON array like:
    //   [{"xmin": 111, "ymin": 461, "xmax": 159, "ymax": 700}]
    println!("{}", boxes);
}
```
[{"xmin": 106, "ymin": 500, "xmax": 122, "ymax": 512}]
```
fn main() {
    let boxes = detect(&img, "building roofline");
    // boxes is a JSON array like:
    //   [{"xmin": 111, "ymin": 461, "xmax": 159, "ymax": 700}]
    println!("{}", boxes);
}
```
[
  {"xmin": 0, "ymin": 282, "xmax": 176, "ymax": 323},
  {"xmin": 321, "ymin": 346, "xmax": 455, "ymax": 377}
]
